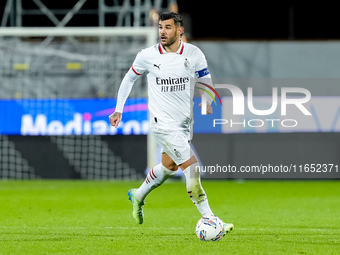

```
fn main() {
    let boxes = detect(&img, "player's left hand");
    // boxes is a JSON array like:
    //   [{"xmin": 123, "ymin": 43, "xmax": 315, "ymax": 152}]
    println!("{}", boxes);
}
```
[{"xmin": 198, "ymin": 103, "xmax": 213, "ymax": 114}]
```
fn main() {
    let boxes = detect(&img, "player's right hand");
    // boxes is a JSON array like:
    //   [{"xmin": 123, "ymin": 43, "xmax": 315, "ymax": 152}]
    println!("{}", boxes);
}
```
[
  {"xmin": 198, "ymin": 102, "xmax": 213, "ymax": 114},
  {"xmin": 109, "ymin": 112, "xmax": 122, "ymax": 128}
]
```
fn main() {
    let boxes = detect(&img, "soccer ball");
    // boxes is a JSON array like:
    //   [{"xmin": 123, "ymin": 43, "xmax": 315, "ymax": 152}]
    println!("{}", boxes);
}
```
[{"xmin": 195, "ymin": 216, "xmax": 225, "ymax": 241}]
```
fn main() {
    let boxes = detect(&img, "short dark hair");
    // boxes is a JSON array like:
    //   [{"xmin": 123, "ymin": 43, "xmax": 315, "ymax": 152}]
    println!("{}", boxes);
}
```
[
  {"xmin": 159, "ymin": 12, "xmax": 183, "ymax": 28},
  {"xmin": 159, "ymin": 12, "xmax": 184, "ymax": 36}
]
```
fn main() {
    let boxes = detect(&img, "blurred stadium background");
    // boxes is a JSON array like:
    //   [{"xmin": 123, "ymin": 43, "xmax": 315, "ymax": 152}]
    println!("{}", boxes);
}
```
[{"xmin": 0, "ymin": 0, "xmax": 340, "ymax": 180}]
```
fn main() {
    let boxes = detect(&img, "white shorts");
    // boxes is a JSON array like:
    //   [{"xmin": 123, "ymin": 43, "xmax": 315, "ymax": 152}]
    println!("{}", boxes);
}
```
[{"xmin": 152, "ymin": 127, "xmax": 192, "ymax": 166}]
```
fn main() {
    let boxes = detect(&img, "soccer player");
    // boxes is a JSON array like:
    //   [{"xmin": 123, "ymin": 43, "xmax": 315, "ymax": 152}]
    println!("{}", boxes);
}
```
[{"xmin": 109, "ymin": 12, "xmax": 233, "ymax": 234}]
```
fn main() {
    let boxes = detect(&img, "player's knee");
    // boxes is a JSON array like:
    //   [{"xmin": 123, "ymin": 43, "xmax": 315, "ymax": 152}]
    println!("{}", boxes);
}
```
[
  {"xmin": 180, "ymin": 156, "xmax": 198, "ymax": 170},
  {"xmin": 164, "ymin": 164, "xmax": 178, "ymax": 171},
  {"xmin": 161, "ymin": 153, "xmax": 178, "ymax": 171}
]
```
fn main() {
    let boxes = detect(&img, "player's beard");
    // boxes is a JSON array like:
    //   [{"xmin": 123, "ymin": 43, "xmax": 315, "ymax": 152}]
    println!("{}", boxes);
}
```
[{"xmin": 160, "ymin": 32, "xmax": 178, "ymax": 47}]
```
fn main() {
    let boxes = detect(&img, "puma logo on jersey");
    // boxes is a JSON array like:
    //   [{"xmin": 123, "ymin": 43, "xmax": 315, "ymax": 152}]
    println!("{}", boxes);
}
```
[{"xmin": 154, "ymin": 64, "xmax": 161, "ymax": 70}]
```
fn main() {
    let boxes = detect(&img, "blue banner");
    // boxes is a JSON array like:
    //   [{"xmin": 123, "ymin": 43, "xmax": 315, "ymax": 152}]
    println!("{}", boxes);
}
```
[
  {"xmin": 0, "ymin": 99, "xmax": 148, "ymax": 135},
  {"xmin": 0, "ymin": 98, "xmax": 220, "ymax": 135},
  {"xmin": 2, "ymin": 96, "xmax": 338, "ymax": 135}
]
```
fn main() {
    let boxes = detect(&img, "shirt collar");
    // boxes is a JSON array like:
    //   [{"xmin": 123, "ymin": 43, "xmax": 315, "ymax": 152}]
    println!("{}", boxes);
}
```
[{"xmin": 158, "ymin": 40, "xmax": 184, "ymax": 55}]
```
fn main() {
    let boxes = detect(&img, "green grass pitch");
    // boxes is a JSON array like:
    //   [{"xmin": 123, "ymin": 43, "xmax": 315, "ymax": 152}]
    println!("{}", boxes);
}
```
[{"xmin": 0, "ymin": 180, "xmax": 339, "ymax": 254}]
